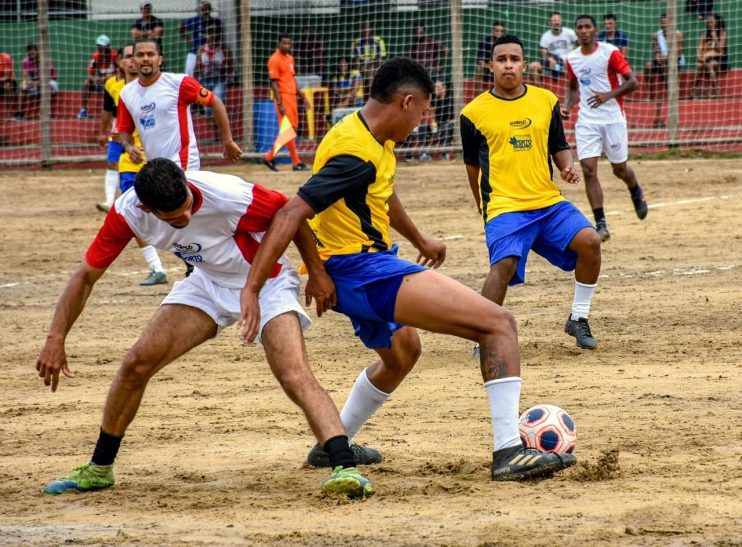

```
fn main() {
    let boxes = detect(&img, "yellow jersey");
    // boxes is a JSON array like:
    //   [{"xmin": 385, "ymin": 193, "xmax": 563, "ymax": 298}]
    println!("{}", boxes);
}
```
[
  {"xmin": 298, "ymin": 111, "xmax": 396, "ymax": 260},
  {"xmin": 103, "ymin": 75, "xmax": 144, "ymax": 175},
  {"xmin": 460, "ymin": 85, "xmax": 570, "ymax": 222}
]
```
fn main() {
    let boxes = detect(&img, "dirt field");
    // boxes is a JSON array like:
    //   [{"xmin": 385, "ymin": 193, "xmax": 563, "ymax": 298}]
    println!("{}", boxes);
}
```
[{"xmin": 1, "ymin": 158, "xmax": 741, "ymax": 546}]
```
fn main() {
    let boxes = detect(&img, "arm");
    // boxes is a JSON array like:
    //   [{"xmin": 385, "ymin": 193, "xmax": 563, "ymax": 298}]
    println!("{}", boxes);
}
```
[
  {"xmin": 178, "ymin": 20, "xmax": 191, "ymax": 46},
  {"xmin": 459, "ymin": 113, "xmax": 483, "ymax": 214},
  {"xmin": 239, "ymin": 196, "xmax": 315, "ymax": 343},
  {"xmin": 151, "ymin": 21, "xmax": 164, "ymax": 40},
  {"xmin": 465, "ymin": 164, "xmax": 482, "ymax": 214},
  {"xmin": 549, "ymin": 102, "xmax": 579, "ymax": 184},
  {"xmin": 587, "ymin": 71, "xmax": 638, "ymax": 108},
  {"xmin": 36, "ymin": 261, "xmax": 108, "ymax": 392},
  {"xmin": 387, "ymin": 192, "xmax": 445, "ymax": 269},
  {"xmin": 293, "ymin": 220, "xmax": 336, "ymax": 316},
  {"xmin": 116, "ymin": 98, "xmax": 145, "ymax": 163},
  {"xmin": 561, "ymin": 74, "xmax": 580, "ymax": 118},
  {"xmin": 269, "ymin": 79, "xmax": 285, "ymax": 115},
  {"xmin": 98, "ymin": 110, "xmax": 113, "ymax": 148},
  {"xmin": 210, "ymin": 95, "xmax": 243, "ymax": 162}
]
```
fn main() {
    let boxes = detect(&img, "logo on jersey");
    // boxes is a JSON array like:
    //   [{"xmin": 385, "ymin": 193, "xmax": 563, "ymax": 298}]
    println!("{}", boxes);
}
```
[
  {"xmin": 579, "ymin": 68, "xmax": 592, "ymax": 86},
  {"xmin": 140, "ymin": 115, "xmax": 155, "ymax": 129},
  {"xmin": 509, "ymin": 135, "xmax": 532, "ymax": 151},
  {"xmin": 173, "ymin": 242, "xmax": 204, "ymax": 263},
  {"xmin": 509, "ymin": 118, "xmax": 532, "ymax": 130},
  {"xmin": 198, "ymin": 87, "xmax": 210, "ymax": 99},
  {"xmin": 140, "ymin": 102, "xmax": 156, "ymax": 113}
]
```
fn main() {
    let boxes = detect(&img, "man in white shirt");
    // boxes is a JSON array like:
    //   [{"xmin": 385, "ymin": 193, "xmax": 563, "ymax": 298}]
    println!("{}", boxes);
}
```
[
  {"xmin": 562, "ymin": 14, "xmax": 648, "ymax": 242},
  {"xmin": 529, "ymin": 11, "xmax": 577, "ymax": 84},
  {"xmin": 37, "ymin": 158, "xmax": 375, "ymax": 500}
]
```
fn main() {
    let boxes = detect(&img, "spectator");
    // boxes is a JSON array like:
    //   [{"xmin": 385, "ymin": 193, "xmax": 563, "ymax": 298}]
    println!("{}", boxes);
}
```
[
  {"xmin": 415, "ymin": 79, "xmax": 454, "ymax": 161},
  {"xmin": 18, "ymin": 44, "xmax": 59, "ymax": 120},
  {"xmin": 330, "ymin": 56, "xmax": 363, "ymax": 108},
  {"xmin": 293, "ymin": 26, "xmax": 325, "ymax": 78},
  {"xmin": 687, "ymin": 0, "xmax": 714, "ymax": 20},
  {"xmin": 131, "ymin": 1, "xmax": 165, "ymax": 59},
  {"xmin": 597, "ymin": 13, "xmax": 629, "ymax": 58},
  {"xmin": 644, "ymin": 13, "xmax": 685, "ymax": 105},
  {"xmin": 179, "ymin": 0, "xmax": 222, "ymax": 77},
  {"xmin": 78, "ymin": 35, "xmax": 117, "ymax": 120},
  {"xmin": 409, "ymin": 21, "xmax": 449, "ymax": 79},
  {"xmin": 195, "ymin": 25, "xmax": 234, "ymax": 114},
  {"xmin": 476, "ymin": 21, "xmax": 506, "ymax": 92},
  {"xmin": 528, "ymin": 11, "xmax": 577, "ymax": 84},
  {"xmin": 690, "ymin": 13, "xmax": 728, "ymax": 99},
  {"xmin": 0, "ymin": 46, "xmax": 18, "ymax": 119},
  {"xmin": 352, "ymin": 21, "xmax": 387, "ymax": 100}
]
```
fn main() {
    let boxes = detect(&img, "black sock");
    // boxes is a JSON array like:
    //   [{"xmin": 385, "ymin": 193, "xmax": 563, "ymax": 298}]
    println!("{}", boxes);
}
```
[
  {"xmin": 593, "ymin": 208, "xmax": 606, "ymax": 224},
  {"xmin": 324, "ymin": 435, "xmax": 355, "ymax": 469},
  {"xmin": 629, "ymin": 184, "xmax": 642, "ymax": 199},
  {"xmin": 91, "ymin": 428, "xmax": 123, "ymax": 466}
]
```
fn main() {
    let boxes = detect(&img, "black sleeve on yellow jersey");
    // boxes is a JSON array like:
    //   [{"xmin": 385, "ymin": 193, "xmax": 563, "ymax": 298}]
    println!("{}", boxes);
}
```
[
  {"xmin": 298, "ymin": 155, "xmax": 377, "ymax": 213},
  {"xmin": 103, "ymin": 89, "xmax": 116, "ymax": 114},
  {"xmin": 460, "ymin": 114, "xmax": 483, "ymax": 166},
  {"xmin": 548, "ymin": 102, "xmax": 570, "ymax": 154}
]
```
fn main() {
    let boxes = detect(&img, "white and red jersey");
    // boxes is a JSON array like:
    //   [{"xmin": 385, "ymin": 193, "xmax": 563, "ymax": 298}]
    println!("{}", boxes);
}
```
[
  {"xmin": 117, "ymin": 72, "xmax": 214, "ymax": 171},
  {"xmin": 566, "ymin": 42, "xmax": 632, "ymax": 125},
  {"xmin": 85, "ymin": 171, "xmax": 289, "ymax": 289}
]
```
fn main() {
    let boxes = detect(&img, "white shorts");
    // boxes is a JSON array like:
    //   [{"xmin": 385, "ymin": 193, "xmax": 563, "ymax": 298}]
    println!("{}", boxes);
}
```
[
  {"xmin": 161, "ymin": 267, "xmax": 311, "ymax": 346},
  {"xmin": 575, "ymin": 120, "xmax": 628, "ymax": 164}
]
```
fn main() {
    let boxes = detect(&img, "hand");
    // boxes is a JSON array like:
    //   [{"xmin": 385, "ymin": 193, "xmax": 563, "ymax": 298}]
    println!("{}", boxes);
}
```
[
  {"xmin": 560, "ymin": 105, "xmax": 571, "ymax": 119},
  {"xmin": 223, "ymin": 140, "xmax": 243, "ymax": 163},
  {"xmin": 97, "ymin": 133, "xmax": 109, "ymax": 148},
  {"xmin": 415, "ymin": 236, "xmax": 447, "ymax": 269},
  {"xmin": 36, "ymin": 336, "xmax": 75, "ymax": 392},
  {"xmin": 126, "ymin": 144, "xmax": 145, "ymax": 164},
  {"xmin": 238, "ymin": 287, "xmax": 261, "ymax": 344},
  {"xmin": 305, "ymin": 270, "xmax": 337, "ymax": 317},
  {"xmin": 278, "ymin": 103, "xmax": 286, "ymax": 116},
  {"xmin": 587, "ymin": 89, "xmax": 611, "ymax": 108},
  {"xmin": 560, "ymin": 164, "xmax": 580, "ymax": 184},
  {"xmin": 110, "ymin": 130, "xmax": 120, "ymax": 143}
]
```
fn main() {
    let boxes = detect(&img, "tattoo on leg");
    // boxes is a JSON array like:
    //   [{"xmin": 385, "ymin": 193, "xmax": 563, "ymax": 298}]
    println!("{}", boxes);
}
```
[{"xmin": 481, "ymin": 351, "xmax": 509, "ymax": 379}]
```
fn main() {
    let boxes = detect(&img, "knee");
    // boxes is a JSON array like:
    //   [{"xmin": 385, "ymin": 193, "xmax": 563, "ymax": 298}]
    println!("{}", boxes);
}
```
[
  {"xmin": 611, "ymin": 164, "xmax": 627, "ymax": 178},
  {"xmin": 119, "ymin": 348, "xmax": 158, "ymax": 388},
  {"xmin": 482, "ymin": 304, "xmax": 517, "ymax": 340},
  {"xmin": 274, "ymin": 367, "xmax": 315, "ymax": 402},
  {"xmin": 385, "ymin": 333, "xmax": 422, "ymax": 376},
  {"xmin": 581, "ymin": 163, "xmax": 596, "ymax": 179}
]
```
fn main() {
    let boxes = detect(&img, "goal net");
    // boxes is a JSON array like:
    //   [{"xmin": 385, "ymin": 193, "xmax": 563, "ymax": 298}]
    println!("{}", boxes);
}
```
[{"xmin": 0, "ymin": 0, "xmax": 739, "ymax": 167}]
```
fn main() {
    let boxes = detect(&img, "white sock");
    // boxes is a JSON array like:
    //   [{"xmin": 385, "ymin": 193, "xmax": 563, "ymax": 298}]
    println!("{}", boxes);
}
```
[
  {"xmin": 484, "ymin": 377, "xmax": 522, "ymax": 451},
  {"xmin": 104, "ymin": 170, "xmax": 119, "ymax": 207},
  {"xmin": 339, "ymin": 368, "xmax": 391, "ymax": 441},
  {"xmin": 140, "ymin": 246, "xmax": 165, "ymax": 273},
  {"xmin": 571, "ymin": 281, "xmax": 597, "ymax": 320}
]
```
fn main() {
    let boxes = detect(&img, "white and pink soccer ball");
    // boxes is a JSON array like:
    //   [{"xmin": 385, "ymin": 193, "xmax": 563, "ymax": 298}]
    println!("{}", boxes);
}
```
[{"xmin": 519, "ymin": 404, "xmax": 577, "ymax": 454}]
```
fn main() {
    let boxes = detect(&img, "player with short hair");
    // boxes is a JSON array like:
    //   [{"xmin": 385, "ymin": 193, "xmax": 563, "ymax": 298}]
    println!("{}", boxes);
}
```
[
  {"xmin": 239, "ymin": 57, "xmax": 576, "ymax": 481},
  {"xmin": 117, "ymin": 39, "xmax": 242, "ymax": 171},
  {"xmin": 461, "ymin": 34, "xmax": 602, "ymax": 351},
  {"xmin": 562, "ymin": 14, "xmax": 648, "ymax": 242},
  {"xmin": 38, "ymin": 158, "xmax": 375, "ymax": 500},
  {"xmin": 97, "ymin": 44, "xmax": 167, "ymax": 286}
]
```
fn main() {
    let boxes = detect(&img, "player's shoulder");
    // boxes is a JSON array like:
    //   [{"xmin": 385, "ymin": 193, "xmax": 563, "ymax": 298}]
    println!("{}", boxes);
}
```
[
  {"xmin": 320, "ymin": 113, "xmax": 372, "ymax": 158},
  {"xmin": 526, "ymin": 84, "xmax": 558, "ymax": 106},
  {"xmin": 599, "ymin": 41, "xmax": 620, "ymax": 54},
  {"xmin": 461, "ymin": 91, "xmax": 490, "ymax": 117}
]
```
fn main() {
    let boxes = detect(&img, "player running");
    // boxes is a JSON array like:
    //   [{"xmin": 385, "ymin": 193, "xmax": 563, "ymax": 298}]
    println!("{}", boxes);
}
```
[{"xmin": 562, "ymin": 14, "xmax": 648, "ymax": 242}]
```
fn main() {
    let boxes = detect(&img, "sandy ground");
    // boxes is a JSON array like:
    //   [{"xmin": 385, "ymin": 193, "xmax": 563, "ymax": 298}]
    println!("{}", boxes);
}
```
[{"xmin": 1, "ymin": 158, "xmax": 741, "ymax": 546}]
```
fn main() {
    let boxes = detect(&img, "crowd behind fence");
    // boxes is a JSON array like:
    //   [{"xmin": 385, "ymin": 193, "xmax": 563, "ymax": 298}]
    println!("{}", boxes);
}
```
[{"xmin": 0, "ymin": 0, "xmax": 740, "ymax": 166}]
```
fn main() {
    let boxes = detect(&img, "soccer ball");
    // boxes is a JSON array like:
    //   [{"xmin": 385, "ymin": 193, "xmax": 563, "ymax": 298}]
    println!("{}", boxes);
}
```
[{"xmin": 519, "ymin": 404, "xmax": 577, "ymax": 454}]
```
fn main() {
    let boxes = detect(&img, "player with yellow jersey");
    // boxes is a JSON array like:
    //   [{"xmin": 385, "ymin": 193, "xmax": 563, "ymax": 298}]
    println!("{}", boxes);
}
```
[
  {"xmin": 240, "ymin": 57, "xmax": 576, "ymax": 482},
  {"xmin": 460, "ymin": 34, "xmax": 601, "ymax": 350}
]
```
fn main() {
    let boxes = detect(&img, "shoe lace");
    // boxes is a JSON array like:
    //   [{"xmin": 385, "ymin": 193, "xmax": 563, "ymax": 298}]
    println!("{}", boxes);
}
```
[{"xmin": 576, "ymin": 319, "xmax": 593, "ymax": 338}]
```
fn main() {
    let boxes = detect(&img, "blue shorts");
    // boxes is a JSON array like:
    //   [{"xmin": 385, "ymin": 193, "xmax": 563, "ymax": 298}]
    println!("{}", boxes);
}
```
[
  {"xmin": 107, "ymin": 141, "xmax": 124, "ymax": 164},
  {"xmin": 325, "ymin": 245, "xmax": 425, "ymax": 349},
  {"xmin": 485, "ymin": 200, "xmax": 593, "ymax": 286},
  {"xmin": 119, "ymin": 171, "xmax": 137, "ymax": 193}
]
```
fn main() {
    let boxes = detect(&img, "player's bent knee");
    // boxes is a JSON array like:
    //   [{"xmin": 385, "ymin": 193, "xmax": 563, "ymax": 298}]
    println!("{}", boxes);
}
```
[{"xmin": 119, "ymin": 348, "xmax": 160, "ymax": 385}]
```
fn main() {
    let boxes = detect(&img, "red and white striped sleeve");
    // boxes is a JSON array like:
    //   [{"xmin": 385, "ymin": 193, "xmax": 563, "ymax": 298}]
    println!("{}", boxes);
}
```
[
  {"xmin": 117, "ymin": 97, "xmax": 136, "ymax": 134},
  {"xmin": 608, "ymin": 49, "xmax": 632, "ymax": 77}
]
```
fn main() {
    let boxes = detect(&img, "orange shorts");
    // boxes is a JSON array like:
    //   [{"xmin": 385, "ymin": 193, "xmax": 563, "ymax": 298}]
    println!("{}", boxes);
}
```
[{"xmin": 275, "ymin": 97, "xmax": 298, "ymax": 128}]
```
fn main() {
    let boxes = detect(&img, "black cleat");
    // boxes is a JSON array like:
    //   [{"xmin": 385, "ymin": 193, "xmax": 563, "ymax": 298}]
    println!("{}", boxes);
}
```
[
  {"xmin": 491, "ymin": 445, "xmax": 576, "ymax": 481},
  {"xmin": 631, "ymin": 185, "xmax": 649, "ymax": 220},
  {"xmin": 261, "ymin": 158, "xmax": 279, "ymax": 172},
  {"xmin": 292, "ymin": 162, "xmax": 310, "ymax": 172},
  {"xmin": 595, "ymin": 221, "xmax": 610, "ymax": 242},
  {"xmin": 564, "ymin": 316, "xmax": 597, "ymax": 350},
  {"xmin": 307, "ymin": 443, "xmax": 383, "ymax": 468}
]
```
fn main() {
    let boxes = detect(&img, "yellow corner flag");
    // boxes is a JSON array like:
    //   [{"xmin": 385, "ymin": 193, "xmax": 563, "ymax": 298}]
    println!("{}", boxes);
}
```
[{"xmin": 272, "ymin": 116, "xmax": 297, "ymax": 155}]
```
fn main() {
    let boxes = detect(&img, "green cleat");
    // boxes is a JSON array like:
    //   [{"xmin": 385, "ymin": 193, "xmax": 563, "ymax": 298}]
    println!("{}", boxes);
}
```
[
  {"xmin": 139, "ymin": 270, "xmax": 168, "ymax": 286},
  {"xmin": 43, "ymin": 463, "xmax": 114, "ymax": 495},
  {"xmin": 321, "ymin": 466, "xmax": 375, "ymax": 499}
]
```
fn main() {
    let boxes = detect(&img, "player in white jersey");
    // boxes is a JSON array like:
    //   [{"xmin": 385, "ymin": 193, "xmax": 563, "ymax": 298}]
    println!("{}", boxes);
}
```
[
  {"xmin": 562, "ymin": 15, "xmax": 648, "ymax": 242},
  {"xmin": 117, "ymin": 39, "xmax": 242, "ymax": 170},
  {"xmin": 37, "ymin": 158, "xmax": 375, "ymax": 500}
]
